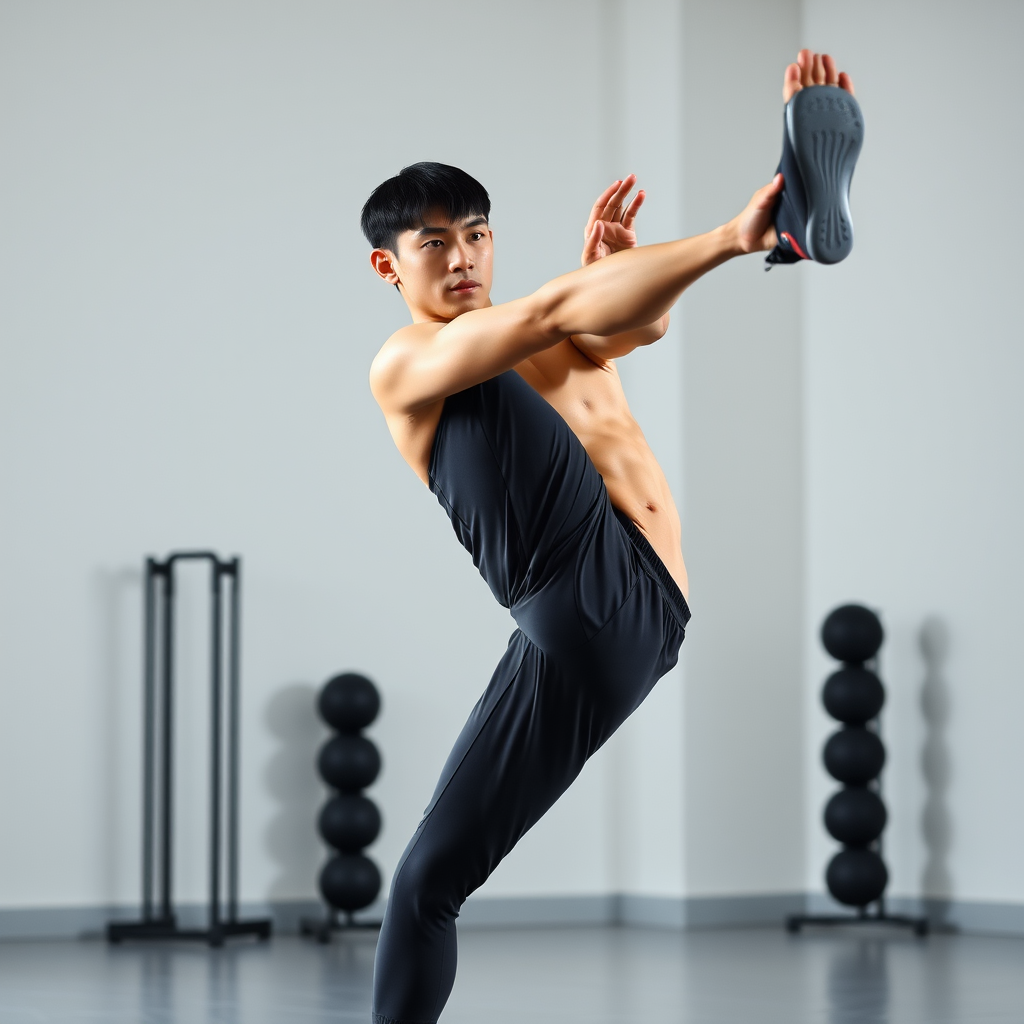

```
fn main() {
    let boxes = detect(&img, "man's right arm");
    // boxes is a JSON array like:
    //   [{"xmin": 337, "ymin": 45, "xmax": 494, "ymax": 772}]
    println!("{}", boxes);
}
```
[
  {"xmin": 371, "ymin": 177, "xmax": 780, "ymax": 416},
  {"xmin": 369, "ymin": 290, "xmax": 567, "ymax": 415}
]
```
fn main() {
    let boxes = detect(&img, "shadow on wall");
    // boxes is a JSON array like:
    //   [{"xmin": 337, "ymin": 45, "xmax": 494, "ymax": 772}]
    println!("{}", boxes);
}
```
[
  {"xmin": 263, "ymin": 683, "xmax": 327, "ymax": 901},
  {"xmin": 919, "ymin": 615, "xmax": 953, "ymax": 921}
]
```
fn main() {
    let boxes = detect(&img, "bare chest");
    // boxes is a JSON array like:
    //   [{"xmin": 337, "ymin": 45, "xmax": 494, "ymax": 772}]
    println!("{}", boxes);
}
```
[
  {"xmin": 385, "ymin": 341, "xmax": 649, "ymax": 492},
  {"xmin": 512, "ymin": 341, "xmax": 640, "ymax": 456},
  {"xmin": 382, "ymin": 339, "xmax": 687, "ymax": 597}
]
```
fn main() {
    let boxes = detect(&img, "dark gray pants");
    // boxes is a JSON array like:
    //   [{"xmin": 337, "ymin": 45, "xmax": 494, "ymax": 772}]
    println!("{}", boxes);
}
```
[{"xmin": 372, "ymin": 371, "xmax": 689, "ymax": 1023}]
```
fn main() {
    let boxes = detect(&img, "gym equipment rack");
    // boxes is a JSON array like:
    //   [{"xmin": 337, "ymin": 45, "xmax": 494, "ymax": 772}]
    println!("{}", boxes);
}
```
[
  {"xmin": 108, "ymin": 551, "xmax": 271, "ymax": 947},
  {"xmin": 786, "ymin": 605, "xmax": 927, "ymax": 937}
]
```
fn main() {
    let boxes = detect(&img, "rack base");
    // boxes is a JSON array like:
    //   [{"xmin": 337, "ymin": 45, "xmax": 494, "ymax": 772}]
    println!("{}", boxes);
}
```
[
  {"xmin": 107, "ymin": 915, "xmax": 272, "ymax": 948},
  {"xmin": 786, "ymin": 911, "xmax": 929, "ymax": 937}
]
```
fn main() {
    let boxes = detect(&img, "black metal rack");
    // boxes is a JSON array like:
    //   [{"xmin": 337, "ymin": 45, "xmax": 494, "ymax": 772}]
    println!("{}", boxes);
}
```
[
  {"xmin": 108, "ymin": 552, "xmax": 271, "ymax": 947},
  {"xmin": 786, "ymin": 901, "xmax": 929, "ymax": 936},
  {"xmin": 786, "ymin": 754, "xmax": 929, "ymax": 937},
  {"xmin": 786, "ymin": 608, "xmax": 928, "ymax": 938}
]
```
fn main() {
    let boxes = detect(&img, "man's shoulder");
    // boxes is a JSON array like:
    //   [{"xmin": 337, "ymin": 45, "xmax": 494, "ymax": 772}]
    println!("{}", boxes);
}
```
[
  {"xmin": 369, "ymin": 322, "xmax": 445, "ymax": 407},
  {"xmin": 375, "ymin": 321, "xmax": 443, "ymax": 361}
]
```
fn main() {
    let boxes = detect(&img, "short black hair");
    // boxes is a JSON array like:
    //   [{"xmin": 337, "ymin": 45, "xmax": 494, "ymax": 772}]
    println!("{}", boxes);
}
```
[{"xmin": 360, "ymin": 161, "xmax": 490, "ymax": 253}]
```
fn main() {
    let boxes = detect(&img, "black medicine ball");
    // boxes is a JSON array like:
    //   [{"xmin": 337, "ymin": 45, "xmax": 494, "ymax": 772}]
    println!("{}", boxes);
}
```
[
  {"xmin": 824, "ymin": 787, "xmax": 887, "ymax": 846},
  {"xmin": 318, "ymin": 853, "xmax": 382, "ymax": 912},
  {"xmin": 823, "ymin": 727, "xmax": 885, "ymax": 785},
  {"xmin": 318, "ymin": 673, "xmax": 381, "ymax": 733},
  {"xmin": 826, "ymin": 848, "xmax": 888, "ymax": 906},
  {"xmin": 317, "ymin": 734, "xmax": 382, "ymax": 792},
  {"xmin": 821, "ymin": 605, "xmax": 883, "ymax": 664},
  {"xmin": 822, "ymin": 666, "xmax": 885, "ymax": 724},
  {"xmin": 318, "ymin": 794, "xmax": 382, "ymax": 852}
]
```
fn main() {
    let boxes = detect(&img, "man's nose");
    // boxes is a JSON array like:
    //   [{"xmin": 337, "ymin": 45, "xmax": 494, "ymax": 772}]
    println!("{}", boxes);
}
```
[{"xmin": 448, "ymin": 244, "xmax": 474, "ymax": 272}]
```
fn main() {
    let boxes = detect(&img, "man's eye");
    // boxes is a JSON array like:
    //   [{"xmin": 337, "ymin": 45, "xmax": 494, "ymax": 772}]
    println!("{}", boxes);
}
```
[
  {"xmin": 469, "ymin": 233, "xmax": 483, "ymax": 241},
  {"xmin": 423, "ymin": 240, "xmax": 443, "ymax": 249}
]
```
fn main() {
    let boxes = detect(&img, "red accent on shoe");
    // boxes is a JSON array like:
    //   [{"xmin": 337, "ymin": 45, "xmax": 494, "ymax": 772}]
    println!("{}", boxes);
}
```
[{"xmin": 782, "ymin": 232, "xmax": 809, "ymax": 260}]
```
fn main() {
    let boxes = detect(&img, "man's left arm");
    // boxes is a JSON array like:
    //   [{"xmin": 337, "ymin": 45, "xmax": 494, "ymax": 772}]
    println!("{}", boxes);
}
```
[{"xmin": 571, "ymin": 175, "xmax": 671, "ymax": 362}]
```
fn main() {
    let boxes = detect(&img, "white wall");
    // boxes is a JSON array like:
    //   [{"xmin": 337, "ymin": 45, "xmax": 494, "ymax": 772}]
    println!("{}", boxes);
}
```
[
  {"xmin": 3, "ymin": 0, "xmax": 1021, "ymax": 923},
  {"xmin": 600, "ymin": 0, "xmax": 688, "ymax": 900},
  {"xmin": 801, "ymin": 0, "xmax": 1024, "ymax": 907},
  {"xmin": 0, "ymin": 0, "xmax": 641, "ymax": 911},
  {"xmin": 680, "ymin": 0, "xmax": 806, "ymax": 896}
]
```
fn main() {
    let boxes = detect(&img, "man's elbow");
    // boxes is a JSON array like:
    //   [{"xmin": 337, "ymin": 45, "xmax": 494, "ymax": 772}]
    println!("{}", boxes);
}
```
[
  {"xmin": 638, "ymin": 313, "xmax": 670, "ymax": 346},
  {"xmin": 529, "ymin": 280, "xmax": 572, "ymax": 344}
]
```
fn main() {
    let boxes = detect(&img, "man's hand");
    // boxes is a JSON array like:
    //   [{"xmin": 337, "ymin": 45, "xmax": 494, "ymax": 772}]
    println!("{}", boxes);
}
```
[
  {"xmin": 572, "ymin": 173, "xmax": 669, "ymax": 360},
  {"xmin": 731, "ymin": 173, "xmax": 785, "ymax": 254},
  {"xmin": 581, "ymin": 174, "xmax": 646, "ymax": 267}
]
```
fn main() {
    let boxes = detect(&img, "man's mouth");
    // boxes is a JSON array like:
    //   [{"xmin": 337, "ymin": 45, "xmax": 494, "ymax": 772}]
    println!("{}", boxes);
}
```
[{"xmin": 450, "ymin": 280, "xmax": 481, "ymax": 293}]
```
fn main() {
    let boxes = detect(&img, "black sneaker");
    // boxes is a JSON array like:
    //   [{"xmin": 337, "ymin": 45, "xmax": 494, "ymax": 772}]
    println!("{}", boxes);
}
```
[{"xmin": 766, "ymin": 85, "xmax": 864, "ymax": 268}]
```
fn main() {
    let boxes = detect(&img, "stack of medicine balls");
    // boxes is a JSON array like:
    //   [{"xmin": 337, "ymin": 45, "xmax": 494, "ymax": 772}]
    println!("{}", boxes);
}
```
[
  {"xmin": 820, "ymin": 605, "xmax": 889, "ymax": 908},
  {"xmin": 315, "ymin": 673, "xmax": 383, "ymax": 918}
]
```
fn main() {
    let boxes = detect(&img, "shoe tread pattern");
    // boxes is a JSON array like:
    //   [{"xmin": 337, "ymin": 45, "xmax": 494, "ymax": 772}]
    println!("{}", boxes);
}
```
[{"xmin": 787, "ymin": 86, "xmax": 864, "ymax": 264}]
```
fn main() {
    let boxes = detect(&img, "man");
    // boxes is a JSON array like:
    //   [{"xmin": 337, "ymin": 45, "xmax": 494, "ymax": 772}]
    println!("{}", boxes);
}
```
[{"xmin": 364, "ymin": 49, "xmax": 859, "ymax": 1024}]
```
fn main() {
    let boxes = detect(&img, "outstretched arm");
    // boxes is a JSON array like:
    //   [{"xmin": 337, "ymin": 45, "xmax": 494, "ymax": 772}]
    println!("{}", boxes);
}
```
[{"xmin": 371, "ymin": 176, "xmax": 783, "ymax": 416}]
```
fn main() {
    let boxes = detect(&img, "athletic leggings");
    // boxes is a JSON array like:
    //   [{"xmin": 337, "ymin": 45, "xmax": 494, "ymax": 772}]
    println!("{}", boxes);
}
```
[{"xmin": 371, "ymin": 370, "xmax": 690, "ymax": 1024}]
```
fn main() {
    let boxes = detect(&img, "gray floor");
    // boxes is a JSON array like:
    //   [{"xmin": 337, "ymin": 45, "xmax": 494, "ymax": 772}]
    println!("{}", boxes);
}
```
[{"xmin": 1, "ymin": 925, "xmax": 1023, "ymax": 1024}]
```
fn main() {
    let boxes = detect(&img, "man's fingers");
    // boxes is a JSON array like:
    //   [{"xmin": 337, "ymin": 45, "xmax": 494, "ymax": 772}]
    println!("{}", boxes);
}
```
[
  {"xmin": 621, "ymin": 189, "xmax": 645, "ymax": 230},
  {"xmin": 586, "ymin": 180, "xmax": 622, "ymax": 234},
  {"xmin": 838, "ymin": 71, "xmax": 855, "ymax": 96},
  {"xmin": 812, "ymin": 52, "xmax": 826, "ymax": 84},
  {"xmin": 591, "ymin": 180, "xmax": 622, "ymax": 214},
  {"xmin": 581, "ymin": 220, "xmax": 605, "ymax": 265},
  {"xmin": 586, "ymin": 174, "xmax": 639, "ymax": 243},
  {"xmin": 604, "ymin": 174, "xmax": 636, "ymax": 219},
  {"xmin": 757, "ymin": 174, "xmax": 784, "ymax": 206}
]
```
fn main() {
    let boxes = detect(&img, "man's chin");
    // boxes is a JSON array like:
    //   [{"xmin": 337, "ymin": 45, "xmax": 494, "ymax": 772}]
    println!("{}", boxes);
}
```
[{"xmin": 444, "ymin": 291, "xmax": 490, "ymax": 315}]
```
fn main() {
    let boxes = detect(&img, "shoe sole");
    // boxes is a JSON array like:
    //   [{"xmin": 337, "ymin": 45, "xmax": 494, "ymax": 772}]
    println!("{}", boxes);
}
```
[{"xmin": 787, "ymin": 86, "xmax": 864, "ymax": 264}]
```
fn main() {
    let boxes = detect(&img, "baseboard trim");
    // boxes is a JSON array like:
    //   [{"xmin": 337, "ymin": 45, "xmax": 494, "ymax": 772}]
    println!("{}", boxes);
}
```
[
  {"xmin": 459, "ymin": 894, "xmax": 617, "ymax": 928},
  {"xmin": 3, "ymin": 893, "xmax": 1023, "ymax": 941},
  {"xmin": 0, "ymin": 900, "xmax": 347, "ymax": 942}
]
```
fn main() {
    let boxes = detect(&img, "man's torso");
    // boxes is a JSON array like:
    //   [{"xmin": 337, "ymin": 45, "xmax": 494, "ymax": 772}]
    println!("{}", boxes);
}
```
[{"xmin": 381, "ymin": 336, "xmax": 689, "ymax": 599}]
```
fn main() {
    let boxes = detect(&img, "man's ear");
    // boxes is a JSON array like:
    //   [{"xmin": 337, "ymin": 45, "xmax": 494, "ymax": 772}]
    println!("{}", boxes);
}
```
[{"xmin": 370, "ymin": 248, "xmax": 401, "ymax": 286}]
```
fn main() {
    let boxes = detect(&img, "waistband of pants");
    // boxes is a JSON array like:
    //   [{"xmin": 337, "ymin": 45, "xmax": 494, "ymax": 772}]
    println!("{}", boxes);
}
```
[{"xmin": 614, "ymin": 508, "xmax": 691, "ymax": 628}]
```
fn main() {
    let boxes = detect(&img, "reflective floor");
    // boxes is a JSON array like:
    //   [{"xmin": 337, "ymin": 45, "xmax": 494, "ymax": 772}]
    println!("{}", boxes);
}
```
[{"xmin": 1, "ymin": 925, "xmax": 1023, "ymax": 1023}]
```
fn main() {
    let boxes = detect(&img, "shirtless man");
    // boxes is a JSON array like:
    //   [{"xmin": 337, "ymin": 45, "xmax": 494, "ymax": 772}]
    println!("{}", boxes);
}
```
[{"xmin": 365, "ymin": 50, "xmax": 857, "ymax": 1024}]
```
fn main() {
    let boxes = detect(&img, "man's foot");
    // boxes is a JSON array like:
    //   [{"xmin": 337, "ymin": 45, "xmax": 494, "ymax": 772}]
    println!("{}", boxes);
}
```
[{"xmin": 766, "ymin": 50, "xmax": 863, "ymax": 268}]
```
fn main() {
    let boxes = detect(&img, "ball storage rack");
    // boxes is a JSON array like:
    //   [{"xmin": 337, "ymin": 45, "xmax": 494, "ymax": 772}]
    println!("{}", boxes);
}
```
[
  {"xmin": 785, "ymin": 730, "xmax": 929, "ymax": 939},
  {"xmin": 786, "ymin": 605, "xmax": 928, "ymax": 938},
  {"xmin": 300, "ymin": 672, "xmax": 384, "ymax": 943},
  {"xmin": 107, "ymin": 552, "xmax": 272, "ymax": 947}
]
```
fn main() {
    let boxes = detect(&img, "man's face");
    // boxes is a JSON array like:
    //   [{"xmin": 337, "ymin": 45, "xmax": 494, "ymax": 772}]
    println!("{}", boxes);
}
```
[{"xmin": 371, "ymin": 211, "xmax": 493, "ymax": 322}]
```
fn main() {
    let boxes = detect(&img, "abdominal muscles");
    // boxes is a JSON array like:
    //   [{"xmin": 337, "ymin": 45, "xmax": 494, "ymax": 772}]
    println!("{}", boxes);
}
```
[
  {"xmin": 574, "ymin": 413, "xmax": 689, "ymax": 601},
  {"xmin": 516, "ymin": 347, "xmax": 689, "ymax": 601}
]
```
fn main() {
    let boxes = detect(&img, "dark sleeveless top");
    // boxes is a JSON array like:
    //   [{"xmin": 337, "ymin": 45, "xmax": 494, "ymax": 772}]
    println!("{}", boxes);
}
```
[
  {"xmin": 427, "ymin": 370, "xmax": 603, "ymax": 614},
  {"xmin": 427, "ymin": 370, "xmax": 690, "ymax": 648}
]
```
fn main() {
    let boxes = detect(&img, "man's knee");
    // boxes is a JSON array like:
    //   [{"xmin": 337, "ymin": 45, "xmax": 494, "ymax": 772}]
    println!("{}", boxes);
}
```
[{"xmin": 388, "ymin": 837, "xmax": 466, "ymax": 927}]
